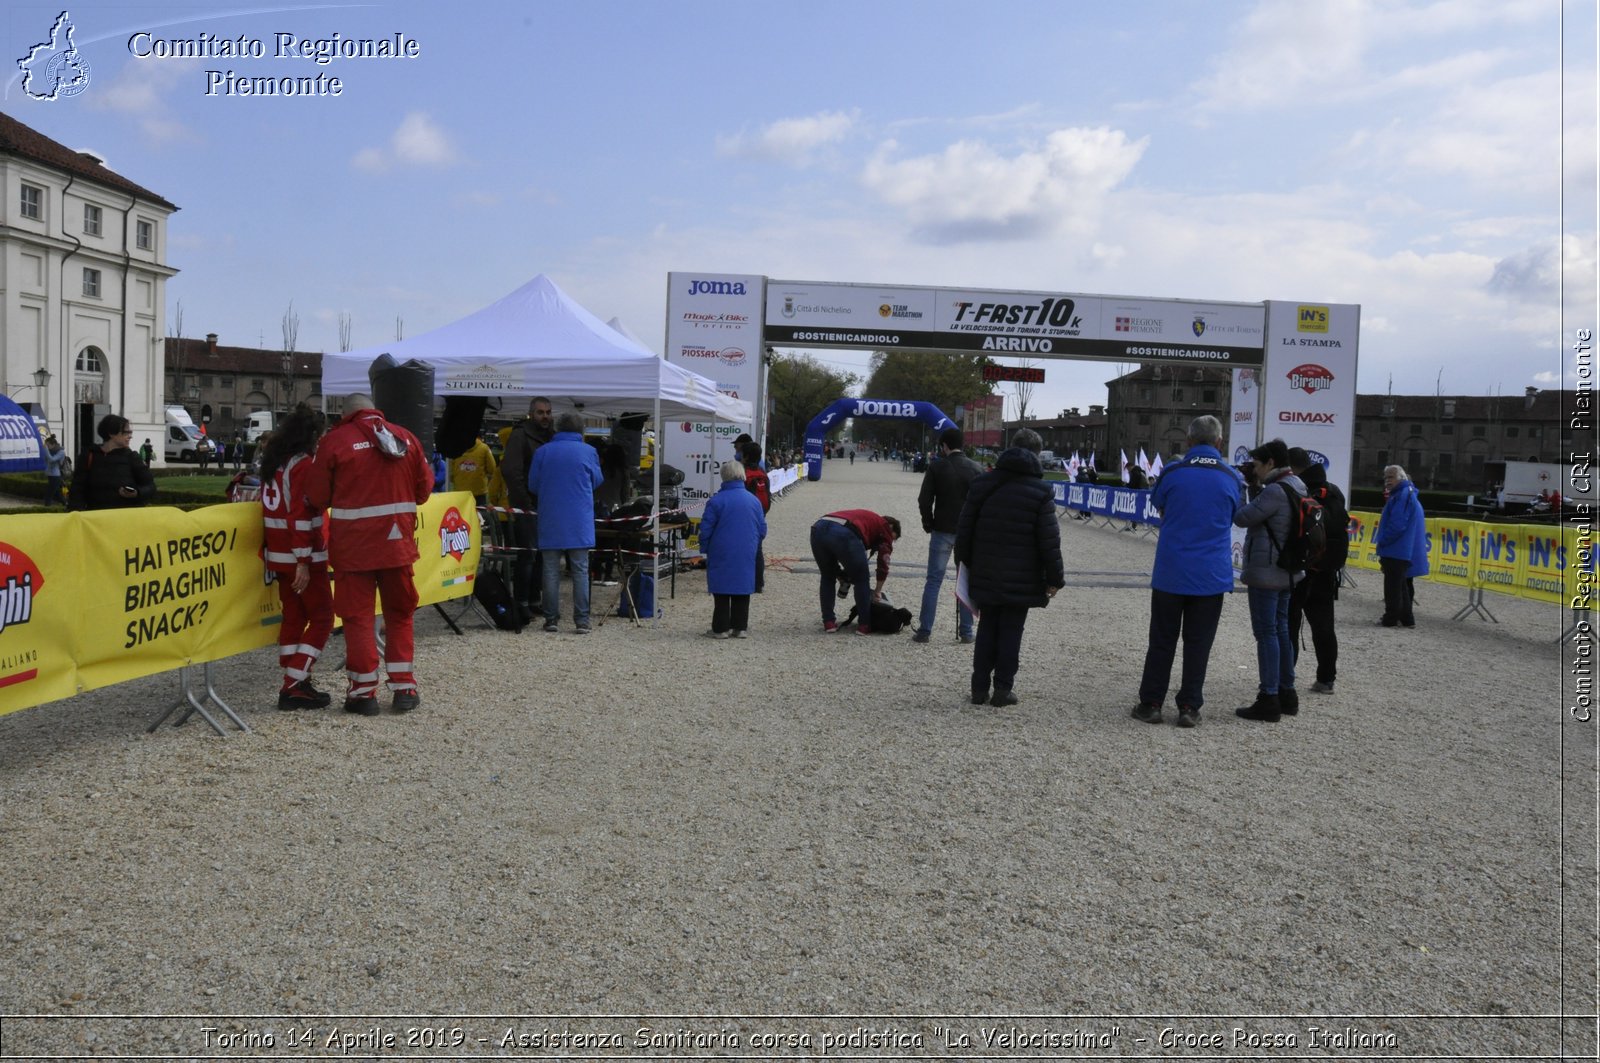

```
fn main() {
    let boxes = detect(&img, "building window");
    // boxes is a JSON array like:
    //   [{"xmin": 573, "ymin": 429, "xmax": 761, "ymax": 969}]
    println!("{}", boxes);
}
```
[
  {"xmin": 200, "ymin": 375, "xmax": 213, "ymax": 388},
  {"xmin": 251, "ymin": 378, "xmax": 265, "ymax": 391},
  {"xmin": 82, "ymin": 267, "xmax": 100, "ymax": 297},
  {"xmin": 1168, "ymin": 415, "xmax": 1182, "ymax": 428},
  {"xmin": 1440, "ymin": 424, "xmax": 1454, "ymax": 435},
  {"xmin": 19, "ymin": 184, "xmax": 42, "ymax": 220},
  {"xmin": 1438, "ymin": 453, "xmax": 1453, "ymax": 469},
  {"xmin": 1376, "ymin": 450, "xmax": 1389, "ymax": 467},
  {"xmin": 1137, "ymin": 412, "xmax": 1151, "ymax": 426},
  {"xmin": 1171, "ymin": 388, "xmax": 1185, "ymax": 402},
  {"xmin": 1473, "ymin": 426, "xmax": 1486, "ymax": 437},
  {"xmin": 1506, "ymin": 426, "xmax": 1519, "ymax": 438},
  {"xmin": 136, "ymin": 219, "xmax": 154, "ymax": 250},
  {"xmin": 221, "ymin": 405, "xmax": 234, "ymax": 423},
  {"xmin": 1202, "ymin": 389, "xmax": 1217, "ymax": 403},
  {"xmin": 1409, "ymin": 423, "xmax": 1422, "ymax": 434},
  {"xmin": 1529, "ymin": 427, "xmax": 1541, "ymax": 438},
  {"xmin": 83, "ymin": 203, "xmax": 102, "ymax": 236},
  {"xmin": 1408, "ymin": 449, "xmax": 1422, "ymax": 470},
  {"xmin": 1443, "ymin": 399, "xmax": 1456, "ymax": 417}
]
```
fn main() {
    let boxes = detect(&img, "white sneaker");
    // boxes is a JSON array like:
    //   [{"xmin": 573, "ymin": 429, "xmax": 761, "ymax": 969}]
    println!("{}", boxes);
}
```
[
  {"xmin": 732, "ymin": 630, "xmax": 749, "ymax": 639},
  {"xmin": 705, "ymin": 629, "xmax": 731, "ymax": 640}
]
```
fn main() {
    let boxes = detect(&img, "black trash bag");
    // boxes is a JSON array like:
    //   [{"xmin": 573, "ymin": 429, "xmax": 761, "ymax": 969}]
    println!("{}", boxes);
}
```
[{"xmin": 367, "ymin": 354, "xmax": 435, "ymax": 456}]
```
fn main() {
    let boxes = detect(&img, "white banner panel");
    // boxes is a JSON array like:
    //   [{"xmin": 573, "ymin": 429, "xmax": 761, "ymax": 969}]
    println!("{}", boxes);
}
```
[
  {"xmin": 763, "ymin": 280, "xmax": 1265, "ymax": 367},
  {"xmin": 1260, "ymin": 300, "xmax": 1360, "ymax": 497},
  {"xmin": 663, "ymin": 273, "xmax": 765, "ymax": 509},
  {"xmin": 1227, "ymin": 368, "xmax": 1261, "ymax": 466}
]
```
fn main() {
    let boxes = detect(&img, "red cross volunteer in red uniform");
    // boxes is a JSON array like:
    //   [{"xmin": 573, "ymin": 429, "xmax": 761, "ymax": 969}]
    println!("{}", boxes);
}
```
[{"xmin": 304, "ymin": 394, "xmax": 433, "ymax": 716}]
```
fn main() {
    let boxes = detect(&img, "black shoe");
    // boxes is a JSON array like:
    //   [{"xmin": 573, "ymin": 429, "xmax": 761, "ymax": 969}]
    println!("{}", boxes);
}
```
[
  {"xmin": 1377, "ymin": 616, "xmax": 1398, "ymax": 627},
  {"xmin": 1278, "ymin": 687, "xmax": 1299, "ymax": 716},
  {"xmin": 970, "ymin": 689, "xmax": 989, "ymax": 705},
  {"xmin": 990, "ymin": 688, "xmax": 1019, "ymax": 707},
  {"xmin": 911, "ymin": 630, "xmax": 931, "ymax": 644},
  {"xmin": 343, "ymin": 697, "xmax": 380, "ymax": 717},
  {"xmin": 1176, "ymin": 707, "xmax": 1200, "ymax": 728},
  {"xmin": 1131, "ymin": 702, "xmax": 1163, "ymax": 724},
  {"xmin": 1400, "ymin": 619, "xmax": 1416, "ymax": 628},
  {"xmin": 277, "ymin": 679, "xmax": 332, "ymax": 710},
  {"xmin": 1235, "ymin": 692, "xmax": 1281, "ymax": 722},
  {"xmin": 391, "ymin": 691, "xmax": 420, "ymax": 713}
]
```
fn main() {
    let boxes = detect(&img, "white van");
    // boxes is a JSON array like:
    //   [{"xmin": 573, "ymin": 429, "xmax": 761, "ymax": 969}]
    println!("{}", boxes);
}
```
[
  {"xmin": 164, "ymin": 406, "xmax": 216, "ymax": 463},
  {"xmin": 245, "ymin": 410, "xmax": 277, "ymax": 443}
]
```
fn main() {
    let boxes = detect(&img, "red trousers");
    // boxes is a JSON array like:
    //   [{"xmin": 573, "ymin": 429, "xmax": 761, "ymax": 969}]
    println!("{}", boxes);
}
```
[
  {"xmin": 334, "ymin": 566, "xmax": 419, "ymax": 700},
  {"xmin": 278, "ymin": 567, "xmax": 334, "ymax": 688}
]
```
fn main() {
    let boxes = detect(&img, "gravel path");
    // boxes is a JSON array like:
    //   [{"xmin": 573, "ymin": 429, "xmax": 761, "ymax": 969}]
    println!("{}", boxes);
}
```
[{"xmin": 0, "ymin": 459, "xmax": 1584, "ymax": 1059}]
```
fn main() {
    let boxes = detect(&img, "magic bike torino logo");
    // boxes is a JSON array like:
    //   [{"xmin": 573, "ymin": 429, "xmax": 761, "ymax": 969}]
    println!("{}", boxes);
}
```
[
  {"xmin": 438, "ymin": 507, "xmax": 471, "ymax": 562},
  {"xmin": 18, "ymin": 11, "xmax": 92, "ymax": 101},
  {"xmin": 1286, "ymin": 363, "xmax": 1334, "ymax": 395},
  {"xmin": 1297, "ymin": 305, "xmax": 1330, "ymax": 333}
]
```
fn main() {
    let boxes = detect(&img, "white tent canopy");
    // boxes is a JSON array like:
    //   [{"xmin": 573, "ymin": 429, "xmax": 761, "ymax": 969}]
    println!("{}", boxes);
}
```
[{"xmin": 320, "ymin": 275, "xmax": 750, "ymax": 423}]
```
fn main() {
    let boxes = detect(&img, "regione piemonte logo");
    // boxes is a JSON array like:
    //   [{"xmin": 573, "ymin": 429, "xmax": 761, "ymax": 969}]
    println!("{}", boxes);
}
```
[{"xmin": 17, "ymin": 11, "xmax": 92, "ymax": 101}]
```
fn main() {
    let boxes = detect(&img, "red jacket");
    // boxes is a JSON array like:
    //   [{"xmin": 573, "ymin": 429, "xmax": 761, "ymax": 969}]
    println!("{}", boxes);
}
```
[
  {"xmin": 828, "ymin": 509, "xmax": 896, "ymax": 582},
  {"xmin": 261, "ymin": 453, "xmax": 328, "ymax": 574},
  {"xmin": 745, "ymin": 467, "xmax": 771, "ymax": 513},
  {"xmin": 304, "ymin": 408, "xmax": 432, "ymax": 572}
]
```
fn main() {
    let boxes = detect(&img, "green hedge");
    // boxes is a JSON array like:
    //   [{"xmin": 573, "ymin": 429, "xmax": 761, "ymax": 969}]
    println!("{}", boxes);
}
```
[{"xmin": 0, "ymin": 470, "xmax": 236, "ymax": 511}]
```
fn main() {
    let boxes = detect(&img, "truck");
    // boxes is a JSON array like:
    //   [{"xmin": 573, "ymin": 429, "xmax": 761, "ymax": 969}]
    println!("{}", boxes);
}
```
[
  {"xmin": 164, "ymin": 406, "xmax": 216, "ymax": 464},
  {"xmin": 1490, "ymin": 460, "xmax": 1596, "ymax": 511},
  {"xmin": 244, "ymin": 410, "xmax": 278, "ymax": 443}
]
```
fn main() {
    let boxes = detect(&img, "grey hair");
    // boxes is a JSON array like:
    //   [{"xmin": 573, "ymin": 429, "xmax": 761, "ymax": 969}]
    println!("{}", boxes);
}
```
[
  {"xmin": 1187, "ymin": 414, "xmax": 1223, "ymax": 446},
  {"xmin": 341, "ymin": 393, "xmax": 375, "ymax": 415},
  {"xmin": 555, "ymin": 411, "xmax": 585, "ymax": 434},
  {"xmin": 720, "ymin": 460, "xmax": 746, "ymax": 482},
  {"xmin": 1010, "ymin": 427, "xmax": 1043, "ymax": 454},
  {"xmin": 1384, "ymin": 464, "xmax": 1410, "ymax": 482}
]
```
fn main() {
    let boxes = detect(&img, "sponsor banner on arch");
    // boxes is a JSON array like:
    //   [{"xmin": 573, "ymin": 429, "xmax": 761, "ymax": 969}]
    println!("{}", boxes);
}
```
[
  {"xmin": 663, "ymin": 272, "xmax": 763, "ymax": 509},
  {"xmin": 1261, "ymin": 301, "xmax": 1359, "ymax": 498},
  {"xmin": 763, "ymin": 280, "xmax": 1265, "ymax": 366}
]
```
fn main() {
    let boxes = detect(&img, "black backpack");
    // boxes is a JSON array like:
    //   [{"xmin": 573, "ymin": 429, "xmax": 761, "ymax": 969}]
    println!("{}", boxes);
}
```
[
  {"xmin": 1307, "ymin": 483, "xmax": 1349, "ymax": 571},
  {"xmin": 473, "ymin": 570, "xmax": 522, "ymax": 631},
  {"xmin": 1268, "ymin": 481, "xmax": 1327, "ymax": 573}
]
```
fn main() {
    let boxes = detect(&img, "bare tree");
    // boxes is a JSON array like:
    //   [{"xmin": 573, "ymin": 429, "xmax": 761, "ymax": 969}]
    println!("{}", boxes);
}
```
[
  {"xmin": 1010, "ymin": 357, "xmax": 1037, "ymax": 423},
  {"xmin": 338, "ymin": 312, "xmax": 353, "ymax": 353},
  {"xmin": 167, "ymin": 300, "xmax": 185, "ymax": 404},
  {"xmin": 281, "ymin": 301, "xmax": 300, "ymax": 409},
  {"xmin": 395, "ymin": 316, "xmax": 404, "ymax": 341}
]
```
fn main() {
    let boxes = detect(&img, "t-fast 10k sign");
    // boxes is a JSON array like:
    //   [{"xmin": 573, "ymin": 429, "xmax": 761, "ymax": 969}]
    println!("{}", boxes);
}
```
[
  {"xmin": 663, "ymin": 273, "xmax": 764, "ymax": 510},
  {"xmin": 1260, "ymin": 301, "xmax": 1360, "ymax": 497},
  {"xmin": 762, "ymin": 280, "xmax": 1266, "ymax": 367}
]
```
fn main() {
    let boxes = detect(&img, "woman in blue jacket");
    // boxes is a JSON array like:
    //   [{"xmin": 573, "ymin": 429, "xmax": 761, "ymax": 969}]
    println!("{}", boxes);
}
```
[
  {"xmin": 698, "ymin": 460, "xmax": 767, "ymax": 639},
  {"xmin": 1375, "ymin": 464, "xmax": 1430, "ymax": 627}
]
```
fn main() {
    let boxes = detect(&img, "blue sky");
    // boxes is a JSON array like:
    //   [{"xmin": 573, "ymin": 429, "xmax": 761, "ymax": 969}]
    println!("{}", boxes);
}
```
[{"xmin": 4, "ymin": 0, "xmax": 1594, "ymax": 420}]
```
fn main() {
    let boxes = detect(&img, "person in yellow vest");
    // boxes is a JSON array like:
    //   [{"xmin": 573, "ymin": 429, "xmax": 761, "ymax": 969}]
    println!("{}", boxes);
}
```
[{"xmin": 447, "ymin": 430, "xmax": 496, "ymax": 506}]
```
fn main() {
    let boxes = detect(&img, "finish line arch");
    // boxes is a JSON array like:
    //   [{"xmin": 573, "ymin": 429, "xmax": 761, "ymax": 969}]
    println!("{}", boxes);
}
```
[
  {"xmin": 804, "ymin": 398, "xmax": 953, "ymax": 481},
  {"xmin": 661, "ymin": 274, "xmax": 1359, "ymax": 503}
]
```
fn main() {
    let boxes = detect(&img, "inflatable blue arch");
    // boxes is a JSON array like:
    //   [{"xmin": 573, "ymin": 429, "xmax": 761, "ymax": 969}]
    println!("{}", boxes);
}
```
[{"xmin": 805, "ymin": 398, "xmax": 954, "ymax": 481}]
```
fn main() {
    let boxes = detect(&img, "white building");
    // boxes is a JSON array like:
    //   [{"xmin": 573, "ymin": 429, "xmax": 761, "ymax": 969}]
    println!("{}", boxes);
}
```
[{"xmin": 0, "ymin": 112, "xmax": 178, "ymax": 459}]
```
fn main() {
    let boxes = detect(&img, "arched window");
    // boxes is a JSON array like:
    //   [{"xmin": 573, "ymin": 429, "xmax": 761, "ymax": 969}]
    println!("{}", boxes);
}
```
[{"xmin": 73, "ymin": 345, "xmax": 107, "ymax": 403}]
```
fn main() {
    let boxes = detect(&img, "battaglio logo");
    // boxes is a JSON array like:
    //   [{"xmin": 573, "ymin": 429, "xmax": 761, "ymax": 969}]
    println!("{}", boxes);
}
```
[
  {"xmin": 18, "ymin": 11, "xmax": 92, "ymax": 101},
  {"xmin": 0, "ymin": 541, "xmax": 45, "ymax": 638},
  {"xmin": 438, "ymin": 507, "xmax": 470, "ymax": 561}
]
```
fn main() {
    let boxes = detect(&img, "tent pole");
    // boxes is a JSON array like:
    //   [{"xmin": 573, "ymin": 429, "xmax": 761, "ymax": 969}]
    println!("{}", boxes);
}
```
[{"xmin": 652, "ymin": 393, "xmax": 661, "ymax": 626}]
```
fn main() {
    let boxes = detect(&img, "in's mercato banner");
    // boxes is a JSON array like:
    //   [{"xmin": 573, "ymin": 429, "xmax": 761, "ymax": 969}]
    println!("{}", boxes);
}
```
[
  {"xmin": 0, "ymin": 493, "xmax": 479, "ymax": 718},
  {"xmin": 763, "ymin": 280, "xmax": 1267, "ymax": 367}
]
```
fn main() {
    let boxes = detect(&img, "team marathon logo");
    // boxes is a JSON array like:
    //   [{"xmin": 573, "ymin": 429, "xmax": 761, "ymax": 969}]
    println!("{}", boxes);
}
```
[
  {"xmin": 438, "ymin": 507, "xmax": 470, "ymax": 562},
  {"xmin": 18, "ymin": 11, "xmax": 92, "ymax": 101},
  {"xmin": 877, "ymin": 303, "xmax": 924, "ymax": 320},
  {"xmin": 1286, "ymin": 363, "xmax": 1334, "ymax": 395}
]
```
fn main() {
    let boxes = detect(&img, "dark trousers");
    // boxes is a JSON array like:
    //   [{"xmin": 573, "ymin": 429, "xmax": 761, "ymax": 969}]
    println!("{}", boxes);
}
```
[
  {"xmin": 810, "ymin": 521, "xmax": 870, "ymax": 625},
  {"xmin": 512, "ymin": 512, "xmax": 542, "ymax": 607},
  {"xmin": 754, "ymin": 547, "xmax": 765, "ymax": 594},
  {"xmin": 972, "ymin": 604, "xmax": 1029, "ymax": 696},
  {"xmin": 1289, "ymin": 568, "xmax": 1339, "ymax": 684},
  {"xmin": 1380, "ymin": 557, "xmax": 1414, "ymax": 624},
  {"xmin": 712, "ymin": 594, "xmax": 751, "ymax": 634},
  {"xmin": 1137, "ymin": 589, "xmax": 1224, "ymax": 711}
]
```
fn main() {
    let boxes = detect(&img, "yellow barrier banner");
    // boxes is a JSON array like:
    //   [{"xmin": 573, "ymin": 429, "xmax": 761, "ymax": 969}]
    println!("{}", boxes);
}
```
[
  {"xmin": 1518, "ymin": 525, "xmax": 1568, "ymax": 605},
  {"xmin": 1347, "ymin": 510, "xmax": 1381, "ymax": 571},
  {"xmin": 1570, "ymin": 522, "xmax": 1597, "ymax": 611},
  {"xmin": 1428, "ymin": 515, "xmax": 1476, "ymax": 588},
  {"xmin": 0, "ymin": 492, "xmax": 479, "ymax": 719},
  {"xmin": 1474, "ymin": 524, "xmax": 1523, "ymax": 596}
]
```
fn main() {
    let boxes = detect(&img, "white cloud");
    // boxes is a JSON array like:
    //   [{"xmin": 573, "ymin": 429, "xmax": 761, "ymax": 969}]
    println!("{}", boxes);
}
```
[
  {"xmin": 86, "ymin": 58, "xmax": 198, "ymax": 145},
  {"xmin": 351, "ymin": 111, "xmax": 458, "ymax": 172},
  {"xmin": 860, "ymin": 127, "xmax": 1147, "ymax": 243},
  {"xmin": 716, "ymin": 109, "xmax": 858, "ymax": 165},
  {"xmin": 1532, "ymin": 370, "xmax": 1561, "ymax": 384}
]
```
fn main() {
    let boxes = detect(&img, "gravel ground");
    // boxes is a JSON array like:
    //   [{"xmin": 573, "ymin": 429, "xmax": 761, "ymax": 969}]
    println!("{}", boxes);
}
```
[{"xmin": 0, "ymin": 459, "xmax": 1588, "ymax": 1060}]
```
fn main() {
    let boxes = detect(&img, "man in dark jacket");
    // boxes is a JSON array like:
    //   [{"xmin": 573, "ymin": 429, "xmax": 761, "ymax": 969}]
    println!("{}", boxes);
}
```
[
  {"xmin": 1287, "ymin": 447, "xmax": 1348, "ymax": 695},
  {"xmin": 954, "ymin": 428, "xmax": 1065, "ymax": 707},
  {"xmin": 914, "ymin": 427, "xmax": 983, "ymax": 644},
  {"xmin": 498, "ymin": 396, "xmax": 554, "ymax": 621}
]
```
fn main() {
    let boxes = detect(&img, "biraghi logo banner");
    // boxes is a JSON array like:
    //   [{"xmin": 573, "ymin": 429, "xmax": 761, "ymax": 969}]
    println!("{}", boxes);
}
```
[{"xmin": 1286, "ymin": 363, "xmax": 1334, "ymax": 395}]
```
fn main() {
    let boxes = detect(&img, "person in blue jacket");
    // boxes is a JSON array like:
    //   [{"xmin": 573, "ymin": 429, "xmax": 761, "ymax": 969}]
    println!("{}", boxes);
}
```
[
  {"xmin": 526, "ymin": 411, "xmax": 603, "ymax": 633},
  {"xmin": 1375, "ymin": 464, "xmax": 1430, "ymax": 627},
  {"xmin": 698, "ymin": 460, "xmax": 768, "ymax": 639},
  {"xmin": 1132, "ymin": 415, "xmax": 1245, "ymax": 728}
]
